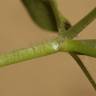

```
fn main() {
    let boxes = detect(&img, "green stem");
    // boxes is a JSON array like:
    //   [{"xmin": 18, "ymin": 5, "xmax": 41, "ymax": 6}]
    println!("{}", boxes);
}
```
[
  {"xmin": 0, "ymin": 37, "xmax": 96, "ymax": 92},
  {"xmin": 70, "ymin": 53, "xmax": 96, "ymax": 90},
  {"xmin": 61, "ymin": 40, "xmax": 96, "ymax": 90},
  {"xmin": 49, "ymin": 0, "xmax": 71, "ymax": 35},
  {"xmin": 60, "ymin": 40, "xmax": 96, "ymax": 57},
  {"xmin": 0, "ymin": 40, "xmax": 59, "ymax": 67},
  {"xmin": 65, "ymin": 7, "xmax": 96, "ymax": 39},
  {"xmin": 0, "ymin": 39, "xmax": 96, "ymax": 67},
  {"xmin": 56, "ymin": 7, "xmax": 96, "ymax": 90}
]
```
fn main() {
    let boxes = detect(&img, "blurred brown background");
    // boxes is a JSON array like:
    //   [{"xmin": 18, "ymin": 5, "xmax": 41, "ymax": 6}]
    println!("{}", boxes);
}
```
[{"xmin": 0, "ymin": 0, "xmax": 96, "ymax": 96}]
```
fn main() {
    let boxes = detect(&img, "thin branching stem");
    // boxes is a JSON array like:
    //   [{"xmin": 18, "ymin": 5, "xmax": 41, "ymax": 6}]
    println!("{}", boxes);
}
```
[{"xmin": 70, "ymin": 53, "xmax": 96, "ymax": 90}]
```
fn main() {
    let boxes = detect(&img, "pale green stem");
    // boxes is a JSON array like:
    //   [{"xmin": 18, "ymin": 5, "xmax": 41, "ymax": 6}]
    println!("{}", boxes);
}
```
[
  {"xmin": 60, "ymin": 40, "xmax": 96, "ymax": 57},
  {"xmin": 0, "ymin": 40, "xmax": 59, "ymax": 67},
  {"xmin": 0, "ymin": 39, "xmax": 96, "ymax": 67},
  {"xmin": 0, "ymin": 38, "xmax": 96, "ymax": 91}
]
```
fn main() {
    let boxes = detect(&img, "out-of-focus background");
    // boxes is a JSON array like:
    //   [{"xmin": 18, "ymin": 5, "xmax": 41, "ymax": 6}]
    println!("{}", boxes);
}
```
[{"xmin": 0, "ymin": 0, "xmax": 96, "ymax": 96}]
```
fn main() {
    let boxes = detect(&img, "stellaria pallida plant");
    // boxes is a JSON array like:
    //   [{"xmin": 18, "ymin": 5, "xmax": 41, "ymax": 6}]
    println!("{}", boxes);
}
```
[{"xmin": 0, "ymin": 0, "xmax": 96, "ymax": 91}]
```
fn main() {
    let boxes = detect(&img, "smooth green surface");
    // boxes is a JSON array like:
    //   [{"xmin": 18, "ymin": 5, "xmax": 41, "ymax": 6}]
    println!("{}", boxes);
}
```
[
  {"xmin": 65, "ymin": 8, "xmax": 96, "ymax": 39},
  {"xmin": 22, "ymin": 0, "xmax": 57, "ymax": 31},
  {"xmin": 61, "ymin": 40, "xmax": 96, "ymax": 57},
  {"xmin": 22, "ymin": 0, "xmax": 70, "ymax": 32},
  {"xmin": 78, "ymin": 39, "xmax": 96, "ymax": 48},
  {"xmin": 70, "ymin": 53, "xmax": 96, "ymax": 90}
]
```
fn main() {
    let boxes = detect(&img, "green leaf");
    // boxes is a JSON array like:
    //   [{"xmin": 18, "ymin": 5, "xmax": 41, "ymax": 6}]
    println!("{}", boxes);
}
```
[
  {"xmin": 64, "ymin": 8, "xmax": 96, "ymax": 39},
  {"xmin": 22, "ymin": 0, "xmax": 57, "ymax": 31},
  {"xmin": 22, "ymin": 0, "xmax": 71, "ymax": 32}
]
